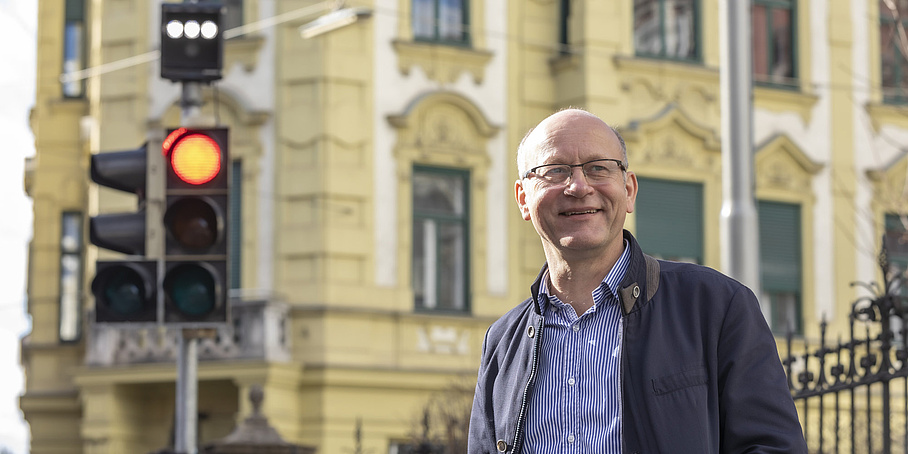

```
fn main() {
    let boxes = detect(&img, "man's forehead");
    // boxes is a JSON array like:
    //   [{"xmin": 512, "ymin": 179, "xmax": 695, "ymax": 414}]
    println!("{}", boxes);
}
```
[{"xmin": 529, "ymin": 120, "xmax": 619, "ymax": 157}]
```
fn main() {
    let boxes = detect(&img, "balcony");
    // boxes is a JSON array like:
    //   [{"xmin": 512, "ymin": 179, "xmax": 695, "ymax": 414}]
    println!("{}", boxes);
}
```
[{"xmin": 85, "ymin": 299, "xmax": 290, "ymax": 367}]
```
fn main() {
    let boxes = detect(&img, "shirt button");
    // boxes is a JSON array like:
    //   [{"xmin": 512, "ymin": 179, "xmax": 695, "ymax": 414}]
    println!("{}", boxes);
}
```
[
  {"xmin": 496, "ymin": 440, "xmax": 507, "ymax": 452},
  {"xmin": 568, "ymin": 377, "xmax": 575, "ymax": 386},
  {"xmin": 568, "ymin": 433, "xmax": 575, "ymax": 443},
  {"xmin": 572, "ymin": 324, "xmax": 580, "ymax": 332}
]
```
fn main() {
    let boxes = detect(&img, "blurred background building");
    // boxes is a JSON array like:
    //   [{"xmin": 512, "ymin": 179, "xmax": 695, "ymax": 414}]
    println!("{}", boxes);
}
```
[{"xmin": 19, "ymin": 0, "xmax": 908, "ymax": 452}]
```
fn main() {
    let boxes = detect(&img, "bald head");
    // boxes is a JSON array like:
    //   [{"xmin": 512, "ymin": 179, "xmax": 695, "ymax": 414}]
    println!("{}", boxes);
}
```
[{"xmin": 517, "ymin": 109, "xmax": 627, "ymax": 177}]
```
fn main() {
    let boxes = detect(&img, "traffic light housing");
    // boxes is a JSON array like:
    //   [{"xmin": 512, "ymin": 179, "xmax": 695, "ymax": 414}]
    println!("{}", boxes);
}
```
[
  {"xmin": 89, "ymin": 144, "xmax": 158, "ymax": 323},
  {"xmin": 160, "ymin": 2, "xmax": 224, "ymax": 82},
  {"xmin": 162, "ymin": 127, "xmax": 229, "ymax": 324}
]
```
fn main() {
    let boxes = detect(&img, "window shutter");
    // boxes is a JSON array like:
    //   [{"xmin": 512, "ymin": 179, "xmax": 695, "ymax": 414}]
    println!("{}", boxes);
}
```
[
  {"xmin": 758, "ymin": 201, "xmax": 801, "ymax": 291},
  {"xmin": 635, "ymin": 177, "xmax": 703, "ymax": 264}
]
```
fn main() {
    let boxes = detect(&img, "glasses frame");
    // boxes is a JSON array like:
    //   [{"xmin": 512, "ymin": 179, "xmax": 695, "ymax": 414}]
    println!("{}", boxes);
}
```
[{"xmin": 523, "ymin": 158, "xmax": 628, "ymax": 183}]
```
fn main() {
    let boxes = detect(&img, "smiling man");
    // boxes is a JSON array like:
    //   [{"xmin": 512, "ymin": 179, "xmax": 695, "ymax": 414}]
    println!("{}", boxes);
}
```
[{"xmin": 467, "ymin": 109, "xmax": 807, "ymax": 454}]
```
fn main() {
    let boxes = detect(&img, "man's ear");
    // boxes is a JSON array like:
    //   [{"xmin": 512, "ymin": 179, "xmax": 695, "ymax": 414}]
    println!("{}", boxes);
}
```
[
  {"xmin": 625, "ymin": 171, "xmax": 638, "ymax": 214},
  {"xmin": 515, "ymin": 179, "xmax": 532, "ymax": 221}
]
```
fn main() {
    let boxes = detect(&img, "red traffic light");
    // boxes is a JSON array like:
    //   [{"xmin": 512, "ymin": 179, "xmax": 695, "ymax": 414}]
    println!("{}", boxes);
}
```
[{"xmin": 164, "ymin": 129, "xmax": 222, "ymax": 185}]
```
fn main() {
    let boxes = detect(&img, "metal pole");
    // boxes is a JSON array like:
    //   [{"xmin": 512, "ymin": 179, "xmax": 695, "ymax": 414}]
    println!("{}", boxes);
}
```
[
  {"xmin": 719, "ymin": 0, "xmax": 761, "ymax": 292},
  {"xmin": 174, "ymin": 81, "xmax": 203, "ymax": 454},
  {"xmin": 175, "ymin": 331, "xmax": 198, "ymax": 453}
]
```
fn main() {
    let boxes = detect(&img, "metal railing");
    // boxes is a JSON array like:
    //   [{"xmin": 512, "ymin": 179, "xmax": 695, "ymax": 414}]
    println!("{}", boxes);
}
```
[{"xmin": 785, "ymin": 244, "xmax": 908, "ymax": 453}]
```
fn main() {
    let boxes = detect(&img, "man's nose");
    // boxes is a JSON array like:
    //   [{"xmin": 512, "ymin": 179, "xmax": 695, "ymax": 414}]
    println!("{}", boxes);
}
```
[{"xmin": 564, "ymin": 167, "xmax": 594, "ymax": 195}]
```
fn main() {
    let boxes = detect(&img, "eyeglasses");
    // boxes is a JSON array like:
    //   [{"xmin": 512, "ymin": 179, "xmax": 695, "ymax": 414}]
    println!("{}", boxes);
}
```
[{"xmin": 523, "ymin": 158, "xmax": 627, "ymax": 185}]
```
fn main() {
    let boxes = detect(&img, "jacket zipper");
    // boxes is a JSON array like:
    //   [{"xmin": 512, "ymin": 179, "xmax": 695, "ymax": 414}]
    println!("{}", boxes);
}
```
[{"xmin": 511, "ymin": 315, "xmax": 543, "ymax": 454}]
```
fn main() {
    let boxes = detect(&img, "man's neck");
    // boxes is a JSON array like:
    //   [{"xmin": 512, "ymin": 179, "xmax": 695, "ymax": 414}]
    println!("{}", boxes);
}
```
[{"xmin": 544, "ymin": 246, "xmax": 622, "ymax": 315}]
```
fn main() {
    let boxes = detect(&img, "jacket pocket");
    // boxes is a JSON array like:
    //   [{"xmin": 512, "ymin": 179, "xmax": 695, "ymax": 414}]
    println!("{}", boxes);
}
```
[{"xmin": 651, "ymin": 364, "xmax": 708, "ymax": 396}]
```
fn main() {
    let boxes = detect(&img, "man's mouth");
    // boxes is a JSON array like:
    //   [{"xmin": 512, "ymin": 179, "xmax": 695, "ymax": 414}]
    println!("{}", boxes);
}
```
[{"xmin": 562, "ymin": 209, "xmax": 600, "ymax": 216}]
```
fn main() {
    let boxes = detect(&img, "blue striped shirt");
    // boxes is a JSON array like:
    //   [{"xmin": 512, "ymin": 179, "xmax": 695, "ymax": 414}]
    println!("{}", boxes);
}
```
[{"xmin": 524, "ymin": 243, "xmax": 631, "ymax": 454}]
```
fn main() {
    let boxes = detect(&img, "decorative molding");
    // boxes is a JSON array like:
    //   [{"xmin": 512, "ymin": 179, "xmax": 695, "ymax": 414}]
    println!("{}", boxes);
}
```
[
  {"xmin": 85, "ymin": 300, "xmax": 291, "ymax": 366},
  {"xmin": 754, "ymin": 85, "xmax": 819, "ymax": 124},
  {"xmin": 864, "ymin": 101, "xmax": 908, "ymax": 133},
  {"xmin": 392, "ymin": 40, "xmax": 493, "ymax": 84},
  {"xmin": 416, "ymin": 325, "xmax": 470, "ymax": 355},
  {"xmin": 755, "ymin": 134, "xmax": 823, "ymax": 193}
]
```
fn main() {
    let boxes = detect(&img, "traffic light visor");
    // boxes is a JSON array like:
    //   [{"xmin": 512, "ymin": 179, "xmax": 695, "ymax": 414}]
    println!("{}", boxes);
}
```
[{"xmin": 168, "ymin": 133, "xmax": 222, "ymax": 185}]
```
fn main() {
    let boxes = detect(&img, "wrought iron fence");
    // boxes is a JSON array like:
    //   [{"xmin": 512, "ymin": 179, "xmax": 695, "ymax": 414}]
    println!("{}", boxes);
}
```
[{"xmin": 785, "ymin": 244, "xmax": 908, "ymax": 453}]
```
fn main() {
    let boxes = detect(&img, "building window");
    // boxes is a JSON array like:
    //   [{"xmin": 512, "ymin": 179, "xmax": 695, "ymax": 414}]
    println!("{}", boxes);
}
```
[
  {"xmin": 635, "ymin": 177, "xmax": 703, "ymax": 264},
  {"xmin": 412, "ymin": 167, "xmax": 470, "ymax": 313},
  {"xmin": 885, "ymin": 213, "xmax": 908, "ymax": 280},
  {"xmin": 413, "ymin": 0, "xmax": 469, "ymax": 45},
  {"xmin": 62, "ymin": 0, "xmax": 86, "ymax": 97},
  {"xmin": 634, "ymin": 0, "xmax": 699, "ymax": 61},
  {"xmin": 753, "ymin": 0, "xmax": 797, "ymax": 87},
  {"xmin": 59, "ymin": 212, "xmax": 83, "ymax": 342},
  {"xmin": 758, "ymin": 201, "xmax": 802, "ymax": 335},
  {"xmin": 558, "ymin": 0, "xmax": 570, "ymax": 54},
  {"xmin": 881, "ymin": 0, "xmax": 908, "ymax": 102},
  {"xmin": 230, "ymin": 160, "xmax": 242, "ymax": 289}
]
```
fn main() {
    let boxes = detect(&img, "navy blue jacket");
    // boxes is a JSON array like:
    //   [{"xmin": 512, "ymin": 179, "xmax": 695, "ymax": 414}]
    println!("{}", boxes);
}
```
[{"xmin": 468, "ymin": 231, "xmax": 807, "ymax": 453}]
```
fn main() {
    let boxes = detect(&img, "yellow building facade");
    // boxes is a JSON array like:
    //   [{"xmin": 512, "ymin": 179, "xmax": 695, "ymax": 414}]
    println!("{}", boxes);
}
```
[{"xmin": 20, "ymin": 0, "xmax": 908, "ymax": 453}]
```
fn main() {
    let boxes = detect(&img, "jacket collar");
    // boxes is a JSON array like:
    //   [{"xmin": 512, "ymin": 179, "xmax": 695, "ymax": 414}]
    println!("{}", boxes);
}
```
[{"xmin": 528, "ymin": 230, "xmax": 659, "ymax": 316}]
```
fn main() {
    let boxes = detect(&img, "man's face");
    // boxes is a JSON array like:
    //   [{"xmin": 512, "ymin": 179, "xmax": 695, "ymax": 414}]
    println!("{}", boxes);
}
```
[{"xmin": 515, "ymin": 111, "xmax": 638, "ymax": 259}]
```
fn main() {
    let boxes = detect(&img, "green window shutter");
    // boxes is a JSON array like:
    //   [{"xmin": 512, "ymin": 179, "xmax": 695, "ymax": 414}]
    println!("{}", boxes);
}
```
[
  {"xmin": 229, "ymin": 160, "xmax": 242, "ymax": 289},
  {"xmin": 635, "ymin": 177, "xmax": 703, "ymax": 264},
  {"xmin": 758, "ymin": 201, "xmax": 801, "ymax": 291},
  {"xmin": 885, "ymin": 213, "xmax": 908, "ymax": 272}
]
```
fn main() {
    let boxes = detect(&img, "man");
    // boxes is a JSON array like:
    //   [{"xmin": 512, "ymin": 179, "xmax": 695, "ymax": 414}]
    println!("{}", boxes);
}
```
[{"xmin": 468, "ymin": 109, "xmax": 807, "ymax": 453}]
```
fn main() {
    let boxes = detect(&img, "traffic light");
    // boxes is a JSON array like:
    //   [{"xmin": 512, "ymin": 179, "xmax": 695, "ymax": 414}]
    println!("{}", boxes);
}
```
[
  {"xmin": 89, "ymin": 144, "xmax": 158, "ymax": 323},
  {"xmin": 161, "ymin": 127, "xmax": 229, "ymax": 324},
  {"xmin": 160, "ymin": 2, "xmax": 224, "ymax": 82}
]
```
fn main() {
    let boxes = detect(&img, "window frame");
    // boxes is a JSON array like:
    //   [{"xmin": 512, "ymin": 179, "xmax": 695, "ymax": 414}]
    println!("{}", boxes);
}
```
[
  {"xmin": 412, "ymin": 0, "xmax": 472, "ymax": 46},
  {"xmin": 880, "ymin": 0, "xmax": 908, "ymax": 104},
  {"xmin": 752, "ymin": 0, "xmax": 799, "ymax": 89},
  {"xmin": 411, "ymin": 165, "xmax": 471, "ymax": 314},
  {"xmin": 757, "ymin": 200, "xmax": 803, "ymax": 335},
  {"xmin": 885, "ymin": 213, "xmax": 908, "ymax": 280},
  {"xmin": 62, "ymin": 0, "xmax": 86, "ymax": 98},
  {"xmin": 633, "ymin": 0, "xmax": 702, "ymax": 63},
  {"xmin": 58, "ymin": 211, "xmax": 83, "ymax": 343}
]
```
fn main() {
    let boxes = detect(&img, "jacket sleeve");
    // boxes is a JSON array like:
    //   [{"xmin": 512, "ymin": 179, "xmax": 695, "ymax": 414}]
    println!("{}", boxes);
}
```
[
  {"xmin": 468, "ymin": 327, "xmax": 494, "ymax": 454},
  {"xmin": 717, "ymin": 286, "xmax": 808, "ymax": 453}
]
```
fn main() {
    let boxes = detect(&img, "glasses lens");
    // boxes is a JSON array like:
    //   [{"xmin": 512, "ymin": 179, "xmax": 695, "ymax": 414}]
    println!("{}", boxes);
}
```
[
  {"xmin": 583, "ymin": 160, "xmax": 619, "ymax": 182},
  {"xmin": 537, "ymin": 165, "xmax": 570, "ymax": 183}
]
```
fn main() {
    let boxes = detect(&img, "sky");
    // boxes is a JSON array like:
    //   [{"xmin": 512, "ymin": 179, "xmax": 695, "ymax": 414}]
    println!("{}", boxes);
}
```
[{"xmin": 0, "ymin": 0, "xmax": 37, "ymax": 452}]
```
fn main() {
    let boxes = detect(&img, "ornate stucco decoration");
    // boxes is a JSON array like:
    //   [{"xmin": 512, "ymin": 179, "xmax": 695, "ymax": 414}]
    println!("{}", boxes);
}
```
[
  {"xmin": 388, "ymin": 91, "xmax": 499, "ymax": 170},
  {"xmin": 866, "ymin": 150, "xmax": 908, "ymax": 214},
  {"xmin": 755, "ymin": 134, "xmax": 823, "ymax": 194},
  {"xmin": 622, "ymin": 103, "xmax": 721, "ymax": 173},
  {"xmin": 393, "ymin": 40, "xmax": 494, "ymax": 84}
]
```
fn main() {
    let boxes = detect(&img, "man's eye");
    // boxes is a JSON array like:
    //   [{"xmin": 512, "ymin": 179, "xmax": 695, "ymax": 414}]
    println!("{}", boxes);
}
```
[
  {"xmin": 587, "ymin": 165, "xmax": 608, "ymax": 173},
  {"xmin": 543, "ymin": 166, "xmax": 569, "ymax": 176}
]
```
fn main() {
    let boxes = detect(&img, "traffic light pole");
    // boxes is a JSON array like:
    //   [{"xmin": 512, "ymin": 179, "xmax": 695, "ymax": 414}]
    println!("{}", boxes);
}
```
[{"xmin": 174, "ymin": 80, "xmax": 203, "ymax": 454}]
